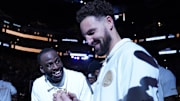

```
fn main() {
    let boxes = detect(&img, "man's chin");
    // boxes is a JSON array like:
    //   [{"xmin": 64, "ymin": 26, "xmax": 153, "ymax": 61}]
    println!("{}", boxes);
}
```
[{"xmin": 52, "ymin": 77, "xmax": 62, "ymax": 83}]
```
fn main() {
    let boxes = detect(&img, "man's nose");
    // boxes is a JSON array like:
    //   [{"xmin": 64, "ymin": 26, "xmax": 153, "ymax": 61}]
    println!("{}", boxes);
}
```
[
  {"xmin": 86, "ymin": 36, "xmax": 93, "ymax": 46},
  {"xmin": 52, "ymin": 63, "xmax": 58, "ymax": 69}
]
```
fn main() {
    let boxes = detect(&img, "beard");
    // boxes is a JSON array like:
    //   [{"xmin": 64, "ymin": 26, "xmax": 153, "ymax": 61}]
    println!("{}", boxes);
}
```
[{"xmin": 95, "ymin": 28, "xmax": 111, "ymax": 56}]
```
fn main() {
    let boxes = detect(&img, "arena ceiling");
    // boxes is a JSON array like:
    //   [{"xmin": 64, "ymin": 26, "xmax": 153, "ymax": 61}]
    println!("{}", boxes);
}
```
[{"xmin": 0, "ymin": 0, "xmax": 179, "ymax": 37}]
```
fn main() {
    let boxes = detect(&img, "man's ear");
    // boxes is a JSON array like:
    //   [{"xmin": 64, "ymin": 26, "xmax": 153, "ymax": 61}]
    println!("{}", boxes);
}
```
[
  {"xmin": 39, "ymin": 65, "xmax": 45, "ymax": 73},
  {"xmin": 105, "ymin": 15, "xmax": 114, "ymax": 31}
]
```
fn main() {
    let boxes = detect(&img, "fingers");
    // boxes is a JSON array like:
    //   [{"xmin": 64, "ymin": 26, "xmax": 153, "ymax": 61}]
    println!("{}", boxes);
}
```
[
  {"xmin": 53, "ymin": 90, "xmax": 80, "ymax": 101},
  {"xmin": 68, "ymin": 92, "xmax": 80, "ymax": 101},
  {"xmin": 53, "ymin": 90, "xmax": 63, "ymax": 101},
  {"xmin": 68, "ymin": 92, "xmax": 76, "ymax": 98},
  {"xmin": 53, "ymin": 93, "xmax": 57, "ymax": 101},
  {"xmin": 61, "ymin": 92, "xmax": 72, "ymax": 101},
  {"xmin": 53, "ymin": 90, "xmax": 72, "ymax": 101}
]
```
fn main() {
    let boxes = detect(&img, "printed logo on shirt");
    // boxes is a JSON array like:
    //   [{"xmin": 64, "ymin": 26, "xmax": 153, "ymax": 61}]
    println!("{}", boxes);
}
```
[{"xmin": 102, "ymin": 70, "xmax": 113, "ymax": 87}]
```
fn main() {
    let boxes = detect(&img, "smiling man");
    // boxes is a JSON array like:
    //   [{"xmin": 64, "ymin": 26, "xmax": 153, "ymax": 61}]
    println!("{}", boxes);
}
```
[{"xmin": 31, "ymin": 48, "xmax": 92, "ymax": 101}]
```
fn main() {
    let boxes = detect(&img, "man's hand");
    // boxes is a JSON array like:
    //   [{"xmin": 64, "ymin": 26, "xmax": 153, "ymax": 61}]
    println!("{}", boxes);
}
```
[
  {"xmin": 67, "ymin": 92, "xmax": 80, "ymax": 101},
  {"xmin": 53, "ymin": 90, "xmax": 80, "ymax": 101}
]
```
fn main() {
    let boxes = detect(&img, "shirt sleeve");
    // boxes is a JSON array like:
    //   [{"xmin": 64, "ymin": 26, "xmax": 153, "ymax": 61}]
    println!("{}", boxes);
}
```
[
  {"xmin": 162, "ymin": 69, "xmax": 178, "ymax": 97},
  {"xmin": 9, "ymin": 82, "xmax": 17, "ymax": 95}
]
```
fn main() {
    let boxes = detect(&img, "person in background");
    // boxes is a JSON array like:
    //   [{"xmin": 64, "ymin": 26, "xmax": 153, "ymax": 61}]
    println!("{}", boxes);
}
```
[
  {"xmin": 31, "ymin": 48, "xmax": 92, "ymax": 101},
  {"xmin": 158, "ymin": 66, "xmax": 178, "ymax": 101},
  {"xmin": 87, "ymin": 60, "xmax": 102, "ymax": 84},
  {"xmin": 87, "ymin": 73, "xmax": 96, "ymax": 85},
  {"xmin": 94, "ymin": 69, "xmax": 100, "ymax": 79},
  {"xmin": 0, "ymin": 72, "xmax": 17, "ymax": 101},
  {"xmin": 53, "ymin": 0, "xmax": 159, "ymax": 101}
]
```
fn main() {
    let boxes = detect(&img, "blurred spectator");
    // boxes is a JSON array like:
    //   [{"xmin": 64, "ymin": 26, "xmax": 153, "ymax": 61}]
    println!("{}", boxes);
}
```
[
  {"xmin": 87, "ymin": 73, "xmax": 97, "ymax": 84},
  {"xmin": 158, "ymin": 66, "xmax": 178, "ymax": 101},
  {"xmin": 0, "ymin": 72, "xmax": 17, "ymax": 101},
  {"xmin": 87, "ymin": 60, "xmax": 102, "ymax": 84}
]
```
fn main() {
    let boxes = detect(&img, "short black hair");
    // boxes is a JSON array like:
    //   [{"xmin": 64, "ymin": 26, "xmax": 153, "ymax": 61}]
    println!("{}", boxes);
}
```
[
  {"xmin": 76, "ymin": 0, "xmax": 114, "ymax": 23},
  {"xmin": 37, "ymin": 48, "xmax": 56, "ymax": 64}
]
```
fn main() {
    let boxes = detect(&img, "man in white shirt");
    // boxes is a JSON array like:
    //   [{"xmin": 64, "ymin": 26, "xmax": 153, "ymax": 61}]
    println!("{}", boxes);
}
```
[
  {"xmin": 31, "ymin": 48, "xmax": 92, "ymax": 101},
  {"xmin": 53, "ymin": 0, "xmax": 159, "ymax": 101}
]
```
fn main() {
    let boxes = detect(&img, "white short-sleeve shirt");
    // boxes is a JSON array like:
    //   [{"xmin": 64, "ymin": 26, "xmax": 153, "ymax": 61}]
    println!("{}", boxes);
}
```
[{"xmin": 31, "ymin": 68, "xmax": 92, "ymax": 101}]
